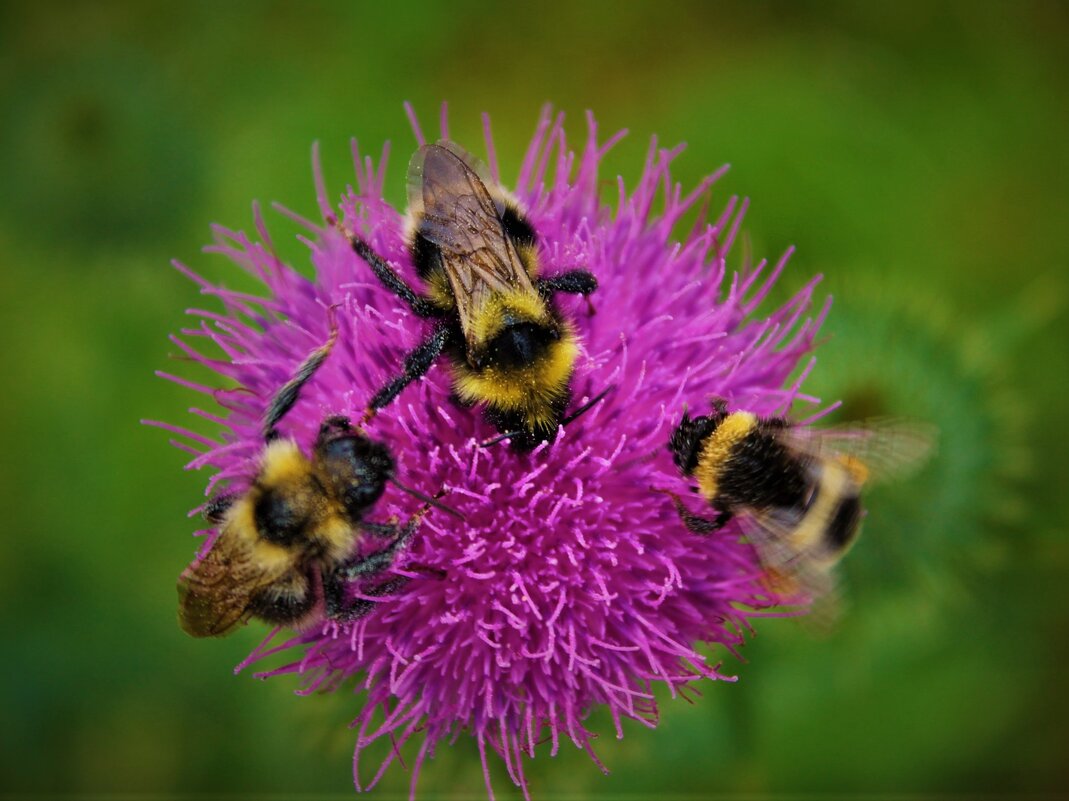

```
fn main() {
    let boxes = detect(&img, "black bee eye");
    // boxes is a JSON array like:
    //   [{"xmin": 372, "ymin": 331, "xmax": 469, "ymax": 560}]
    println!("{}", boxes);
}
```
[
  {"xmin": 254, "ymin": 490, "xmax": 306, "ymax": 546},
  {"xmin": 343, "ymin": 482, "xmax": 385, "ymax": 516},
  {"xmin": 315, "ymin": 434, "xmax": 394, "ymax": 520}
]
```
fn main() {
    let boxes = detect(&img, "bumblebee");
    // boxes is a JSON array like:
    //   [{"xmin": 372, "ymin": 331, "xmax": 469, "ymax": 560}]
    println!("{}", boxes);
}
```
[
  {"xmin": 666, "ymin": 399, "xmax": 934, "ymax": 601},
  {"xmin": 177, "ymin": 318, "xmax": 455, "ymax": 638},
  {"xmin": 337, "ymin": 140, "xmax": 601, "ymax": 451}
]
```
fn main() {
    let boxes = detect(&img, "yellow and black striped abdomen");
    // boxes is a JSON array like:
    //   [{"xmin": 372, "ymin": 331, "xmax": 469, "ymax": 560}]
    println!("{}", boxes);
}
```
[{"xmin": 788, "ymin": 459, "xmax": 864, "ymax": 561}]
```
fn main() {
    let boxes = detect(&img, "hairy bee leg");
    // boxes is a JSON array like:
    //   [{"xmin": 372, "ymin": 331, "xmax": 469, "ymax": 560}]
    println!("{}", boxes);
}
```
[
  {"xmin": 537, "ymin": 268, "xmax": 598, "ymax": 297},
  {"xmin": 323, "ymin": 575, "xmax": 411, "ymax": 622},
  {"xmin": 661, "ymin": 490, "xmax": 731, "ymax": 535},
  {"xmin": 539, "ymin": 269, "xmax": 598, "ymax": 314},
  {"xmin": 343, "ymin": 233, "xmax": 439, "ymax": 318},
  {"xmin": 263, "ymin": 307, "xmax": 339, "ymax": 440},
  {"xmin": 203, "ymin": 493, "xmax": 236, "ymax": 523},
  {"xmin": 323, "ymin": 507, "xmax": 435, "ymax": 621},
  {"xmin": 341, "ymin": 506, "xmax": 430, "ymax": 579},
  {"xmin": 406, "ymin": 564, "xmax": 447, "ymax": 580},
  {"xmin": 369, "ymin": 325, "xmax": 451, "ymax": 410},
  {"xmin": 359, "ymin": 519, "xmax": 402, "ymax": 540}
]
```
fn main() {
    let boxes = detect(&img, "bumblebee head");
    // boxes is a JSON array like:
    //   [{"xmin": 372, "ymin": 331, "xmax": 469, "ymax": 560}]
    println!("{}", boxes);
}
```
[
  {"xmin": 470, "ymin": 316, "xmax": 561, "ymax": 371},
  {"xmin": 313, "ymin": 416, "xmax": 395, "ymax": 518},
  {"xmin": 464, "ymin": 287, "xmax": 559, "ymax": 370},
  {"xmin": 669, "ymin": 399, "xmax": 730, "ymax": 476}
]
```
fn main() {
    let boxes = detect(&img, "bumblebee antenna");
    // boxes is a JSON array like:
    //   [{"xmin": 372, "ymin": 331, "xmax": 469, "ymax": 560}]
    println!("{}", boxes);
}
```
[
  {"xmin": 561, "ymin": 385, "xmax": 614, "ymax": 426},
  {"xmin": 388, "ymin": 478, "xmax": 464, "ymax": 520},
  {"xmin": 477, "ymin": 430, "xmax": 518, "ymax": 448},
  {"xmin": 262, "ymin": 305, "xmax": 340, "ymax": 441},
  {"xmin": 480, "ymin": 386, "xmax": 614, "ymax": 448}
]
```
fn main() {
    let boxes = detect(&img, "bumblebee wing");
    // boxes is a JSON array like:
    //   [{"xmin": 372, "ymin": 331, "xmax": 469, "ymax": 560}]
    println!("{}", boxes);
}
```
[
  {"xmin": 775, "ymin": 418, "xmax": 937, "ymax": 486},
  {"xmin": 177, "ymin": 522, "xmax": 287, "ymax": 638},
  {"xmin": 734, "ymin": 507, "xmax": 843, "ymax": 628},
  {"xmin": 407, "ymin": 141, "xmax": 537, "ymax": 350}
]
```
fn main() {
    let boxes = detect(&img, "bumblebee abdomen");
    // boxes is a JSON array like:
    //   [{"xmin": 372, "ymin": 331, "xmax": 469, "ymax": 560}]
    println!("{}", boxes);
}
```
[
  {"xmin": 246, "ymin": 568, "xmax": 316, "ymax": 625},
  {"xmin": 788, "ymin": 460, "xmax": 864, "ymax": 558},
  {"xmin": 824, "ymin": 493, "xmax": 863, "ymax": 555}
]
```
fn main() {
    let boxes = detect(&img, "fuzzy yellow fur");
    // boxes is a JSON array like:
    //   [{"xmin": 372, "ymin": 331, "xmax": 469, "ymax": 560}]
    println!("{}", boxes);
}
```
[
  {"xmin": 453, "ymin": 327, "xmax": 579, "ymax": 428},
  {"xmin": 425, "ymin": 270, "xmax": 455, "ymax": 311},
  {"xmin": 226, "ymin": 498, "xmax": 294, "ymax": 575},
  {"xmin": 236, "ymin": 439, "xmax": 356, "ymax": 566},
  {"xmin": 466, "ymin": 289, "xmax": 551, "ymax": 347},
  {"xmin": 695, "ymin": 412, "xmax": 758, "ymax": 501},
  {"xmin": 788, "ymin": 460, "xmax": 849, "ymax": 552},
  {"xmin": 838, "ymin": 453, "xmax": 870, "ymax": 486},
  {"xmin": 515, "ymin": 242, "xmax": 540, "ymax": 279},
  {"xmin": 257, "ymin": 439, "xmax": 309, "ymax": 486}
]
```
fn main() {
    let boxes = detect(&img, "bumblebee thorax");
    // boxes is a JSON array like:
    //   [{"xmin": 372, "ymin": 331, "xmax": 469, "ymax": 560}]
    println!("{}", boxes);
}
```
[
  {"xmin": 257, "ymin": 439, "xmax": 311, "ymax": 487},
  {"xmin": 694, "ymin": 412, "xmax": 758, "ymax": 500}
]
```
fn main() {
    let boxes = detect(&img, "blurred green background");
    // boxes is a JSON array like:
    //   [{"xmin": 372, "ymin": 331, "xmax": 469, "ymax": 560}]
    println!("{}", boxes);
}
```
[{"xmin": 2, "ymin": 1, "xmax": 1067, "ymax": 797}]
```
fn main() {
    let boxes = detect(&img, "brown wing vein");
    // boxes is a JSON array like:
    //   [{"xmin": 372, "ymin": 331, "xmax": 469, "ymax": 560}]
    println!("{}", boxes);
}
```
[
  {"xmin": 408, "ymin": 142, "xmax": 537, "ymax": 348},
  {"xmin": 177, "ymin": 530, "xmax": 285, "ymax": 637}
]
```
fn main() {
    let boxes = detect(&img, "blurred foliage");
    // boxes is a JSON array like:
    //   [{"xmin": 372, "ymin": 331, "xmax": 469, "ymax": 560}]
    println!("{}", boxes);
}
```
[{"xmin": 1, "ymin": 0, "xmax": 1067, "ymax": 797}]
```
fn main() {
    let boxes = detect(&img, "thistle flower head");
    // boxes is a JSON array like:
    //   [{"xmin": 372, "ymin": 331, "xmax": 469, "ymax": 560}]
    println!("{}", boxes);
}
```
[{"xmin": 157, "ymin": 105, "xmax": 826, "ymax": 799}]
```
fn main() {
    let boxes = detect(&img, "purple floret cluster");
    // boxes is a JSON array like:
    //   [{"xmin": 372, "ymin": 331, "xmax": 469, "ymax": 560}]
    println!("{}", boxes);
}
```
[{"xmin": 159, "ymin": 105, "xmax": 827, "ymax": 799}]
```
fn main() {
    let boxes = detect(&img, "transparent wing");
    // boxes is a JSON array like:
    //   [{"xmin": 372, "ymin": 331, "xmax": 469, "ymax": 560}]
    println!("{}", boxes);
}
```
[
  {"xmin": 775, "ymin": 418, "xmax": 937, "ymax": 486},
  {"xmin": 407, "ymin": 141, "xmax": 537, "ymax": 349},
  {"xmin": 176, "ymin": 516, "xmax": 289, "ymax": 638},
  {"xmin": 732, "ymin": 506, "xmax": 844, "ymax": 630}
]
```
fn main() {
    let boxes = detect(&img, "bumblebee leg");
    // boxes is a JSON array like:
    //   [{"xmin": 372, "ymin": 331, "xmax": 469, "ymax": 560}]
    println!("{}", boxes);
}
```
[
  {"xmin": 537, "ymin": 269, "xmax": 598, "ymax": 297},
  {"xmin": 338, "ymin": 507, "xmax": 430, "ymax": 579},
  {"xmin": 369, "ymin": 325, "xmax": 451, "ymax": 409},
  {"xmin": 406, "ymin": 563, "xmax": 447, "ymax": 580},
  {"xmin": 359, "ymin": 518, "xmax": 402, "ymax": 540},
  {"xmin": 661, "ymin": 490, "xmax": 731, "ymax": 535},
  {"xmin": 203, "ymin": 493, "xmax": 236, "ymax": 523},
  {"xmin": 248, "ymin": 571, "xmax": 316, "ymax": 625},
  {"xmin": 343, "ymin": 232, "xmax": 438, "ymax": 319},
  {"xmin": 323, "ymin": 508, "xmax": 434, "ymax": 621},
  {"xmin": 324, "ymin": 574, "xmax": 411, "ymax": 622},
  {"xmin": 263, "ymin": 307, "xmax": 339, "ymax": 440}
]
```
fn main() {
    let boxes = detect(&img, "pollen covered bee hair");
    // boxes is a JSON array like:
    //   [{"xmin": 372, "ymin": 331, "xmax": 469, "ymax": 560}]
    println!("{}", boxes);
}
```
[
  {"xmin": 665, "ymin": 398, "xmax": 935, "ymax": 604},
  {"xmin": 336, "ymin": 140, "xmax": 602, "ymax": 451},
  {"xmin": 177, "ymin": 316, "xmax": 455, "ymax": 638}
]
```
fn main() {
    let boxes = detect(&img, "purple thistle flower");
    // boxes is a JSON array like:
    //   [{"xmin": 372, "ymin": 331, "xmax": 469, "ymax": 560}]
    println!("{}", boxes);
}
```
[{"xmin": 153, "ymin": 105, "xmax": 828, "ymax": 799}]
